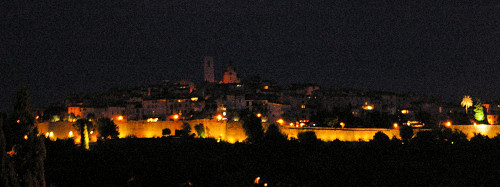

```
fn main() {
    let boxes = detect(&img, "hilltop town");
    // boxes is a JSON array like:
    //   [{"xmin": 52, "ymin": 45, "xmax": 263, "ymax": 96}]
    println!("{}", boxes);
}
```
[{"xmin": 37, "ymin": 56, "xmax": 499, "ymax": 128}]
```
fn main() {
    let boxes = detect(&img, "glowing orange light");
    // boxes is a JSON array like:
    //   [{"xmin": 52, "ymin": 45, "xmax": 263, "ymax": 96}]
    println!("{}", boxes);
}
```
[
  {"xmin": 264, "ymin": 183, "xmax": 268, "ymax": 187},
  {"xmin": 301, "ymin": 105, "xmax": 306, "ymax": 109},
  {"xmin": 289, "ymin": 123, "xmax": 294, "ymax": 126},
  {"xmin": 173, "ymin": 114, "xmax": 179, "ymax": 120},
  {"xmin": 49, "ymin": 131, "xmax": 54, "ymax": 137},
  {"xmin": 35, "ymin": 116, "xmax": 39, "ymax": 120},
  {"xmin": 401, "ymin": 110, "xmax": 409, "ymax": 114},
  {"xmin": 277, "ymin": 119, "xmax": 284, "ymax": 125},
  {"xmin": 256, "ymin": 113, "xmax": 262, "ymax": 118},
  {"xmin": 24, "ymin": 135, "xmax": 28, "ymax": 140},
  {"xmin": 68, "ymin": 131, "xmax": 73, "ymax": 137},
  {"xmin": 254, "ymin": 177, "xmax": 261, "ymax": 184},
  {"xmin": 190, "ymin": 97, "xmax": 198, "ymax": 101},
  {"xmin": 474, "ymin": 122, "xmax": 477, "ymax": 126},
  {"xmin": 340, "ymin": 122, "xmax": 345, "ymax": 128},
  {"xmin": 393, "ymin": 123, "xmax": 398, "ymax": 128},
  {"xmin": 45, "ymin": 132, "xmax": 49, "ymax": 137},
  {"xmin": 362, "ymin": 105, "xmax": 374, "ymax": 110},
  {"xmin": 264, "ymin": 85, "xmax": 269, "ymax": 90},
  {"xmin": 445, "ymin": 121, "xmax": 452, "ymax": 127},
  {"xmin": 90, "ymin": 131, "xmax": 93, "ymax": 134},
  {"xmin": 16, "ymin": 120, "xmax": 20, "ymax": 123},
  {"xmin": 217, "ymin": 115, "xmax": 223, "ymax": 121},
  {"xmin": 117, "ymin": 115, "xmax": 124, "ymax": 121}
]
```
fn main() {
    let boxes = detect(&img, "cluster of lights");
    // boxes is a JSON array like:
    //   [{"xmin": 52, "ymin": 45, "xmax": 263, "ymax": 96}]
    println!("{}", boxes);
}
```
[
  {"xmin": 45, "ymin": 132, "xmax": 54, "ymax": 138},
  {"xmin": 401, "ymin": 110, "xmax": 409, "ymax": 114},
  {"xmin": 147, "ymin": 118, "xmax": 159, "ymax": 122}
]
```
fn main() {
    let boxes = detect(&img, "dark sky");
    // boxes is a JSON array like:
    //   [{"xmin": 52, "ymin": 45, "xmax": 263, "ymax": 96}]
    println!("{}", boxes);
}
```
[{"xmin": 1, "ymin": 1, "xmax": 499, "ymax": 113}]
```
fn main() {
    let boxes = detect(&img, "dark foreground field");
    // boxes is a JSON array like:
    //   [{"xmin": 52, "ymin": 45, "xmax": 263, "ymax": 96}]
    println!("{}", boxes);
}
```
[{"xmin": 45, "ymin": 138, "xmax": 500, "ymax": 186}]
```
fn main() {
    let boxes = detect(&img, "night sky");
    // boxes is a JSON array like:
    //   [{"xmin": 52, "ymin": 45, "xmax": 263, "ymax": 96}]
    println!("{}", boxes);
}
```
[{"xmin": 1, "ymin": 1, "xmax": 499, "ymax": 113}]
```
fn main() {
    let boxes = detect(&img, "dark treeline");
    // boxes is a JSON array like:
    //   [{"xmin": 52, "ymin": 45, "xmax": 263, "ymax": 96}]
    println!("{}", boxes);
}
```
[{"xmin": 43, "ymin": 131, "xmax": 500, "ymax": 186}]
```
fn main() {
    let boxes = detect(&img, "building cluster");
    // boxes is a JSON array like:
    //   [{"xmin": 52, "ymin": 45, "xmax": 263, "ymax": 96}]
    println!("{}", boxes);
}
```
[{"xmin": 46, "ymin": 57, "xmax": 499, "ymax": 127}]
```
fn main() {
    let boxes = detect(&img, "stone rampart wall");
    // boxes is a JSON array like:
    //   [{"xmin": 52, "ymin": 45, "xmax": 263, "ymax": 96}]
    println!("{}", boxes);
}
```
[{"xmin": 37, "ymin": 121, "xmax": 500, "ymax": 143}]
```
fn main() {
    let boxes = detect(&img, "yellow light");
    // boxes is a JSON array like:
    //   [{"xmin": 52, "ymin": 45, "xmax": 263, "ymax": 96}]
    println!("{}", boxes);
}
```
[
  {"xmin": 393, "ymin": 123, "xmax": 398, "ymax": 128},
  {"xmin": 446, "ymin": 121, "xmax": 452, "ymax": 127},
  {"xmin": 340, "ymin": 122, "xmax": 345, "ymax": 128},
  {"xmin": 45, "ymin": 132, "xmax": 49, "ymax": 137},
  {"xmin": 401, "ymin": 110, "xmax": 409, "ymax": 114},
  {"xmin": 191, "ymin": 97, "xmax": 198, "ymax": 101},
  {"xmin": 277, "ymin": 119, "xmax": 284, "ymax": 125},
  {"xmin": 474, "ymin": 122, "xmax": 477, "ymax": 126},
  {"xmin": 256, "ymin": 113, "xmax": 262, "ymax": 118},
  {"xmin": 117, "ymin": 115, "xmax": 124, "ymax": 121},
  {"xmin": 69, "ymin": 131, "xmax": 73, "ymax": 137},
  {"xmin": 90, "ymin": 131, "xmax": 93, "ymax": 134},
  {"xmin": 24, "ymin": 135, "xmax": 28, "ymax": 140},
  {"xmin": 35, "ymin": 116, "xmax": 39, "ymax": 120},
  {"xmin": 49, "ymin": 131, "xmax": 54, "ymax": 137},
  {"xmin": 289, "ymin": 123, "xmax": 294, "ymax": 126},
  {"xmin": 173, "ymin": 115, "xmax": 179, "ymax": 120},
  {"xmin": 362, "ymin": 105, "xmax": 374, "ymax": 110},
  {"xmin": 264, "ymin": 183, "xmax": 268, "ymax": 187},
  {"xmin": 217, "ymin": 115, "xmax": 223, "ymax": 121}
]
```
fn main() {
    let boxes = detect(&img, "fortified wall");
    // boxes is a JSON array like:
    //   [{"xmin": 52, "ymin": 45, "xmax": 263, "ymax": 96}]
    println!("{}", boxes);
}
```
[{"xmin": 37, "ymin": 120, "xmax": 500, "ymax": 144}]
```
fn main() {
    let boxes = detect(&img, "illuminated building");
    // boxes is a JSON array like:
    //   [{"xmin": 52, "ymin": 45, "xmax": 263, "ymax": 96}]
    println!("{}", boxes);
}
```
[{"xmin": 222, "ymin": 64, "xmax": 241, "ymax": 84}]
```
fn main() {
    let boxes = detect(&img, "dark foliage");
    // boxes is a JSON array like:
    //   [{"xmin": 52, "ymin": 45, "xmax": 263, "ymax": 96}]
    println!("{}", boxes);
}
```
[
  {"xmin": 262, "ymin": 124, "xmax": 287, "ymax": 144},
  {"xmin": 162, "ymin": 128, "xmax": 171, "ymax": 136},
  {"xmin": 240, "ymin": 110, "xmax": 264, "ymax": 143},
  {"xmin": 399, "ymin": 125, "xmax": 413, "ymax": 143},
  {"xmin": 297, "ymin": 131, "xmax": 319, "ymax": 144},
  {"xmin": 2, "ymin": 88, "xmax": 45, "ymax": 186},
  {"xmin": 372, "ymin": 131, "xmax": 390, "ymax": 144},
  {"xmin": 97, "ymin": 118, "xmax": 119, "ymax": 140}
]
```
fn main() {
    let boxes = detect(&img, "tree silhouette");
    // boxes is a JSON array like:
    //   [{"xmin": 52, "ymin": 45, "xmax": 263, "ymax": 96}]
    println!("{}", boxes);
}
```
[
  {"xmin": 372, "ymin": 131, "xmax": 390, "ymax": 144},
  {"xmin": 162, "ymin": 128, "xmax": 171, "ymax": 136},
  {"xmin": 399, "ymin": 125, "xmax": 413, "ymax": 144},
  {"xmin": 4, "ymin": 88, "xmax": 46, "ymax": 186},
  {"xmin": 298, "ymin": 131, "xmax": 319, "ymax": 144},
  {"xmin": 97, "ymin": 118, "xmax": 119, "ymax": 140},
  {"xmin": 240, "ymin": 110, "xmax": 264, "ymax": 143},
  {"xmin": 461, "ymin": 95, "xmax": 473, "ymax": 114},
  {"xmin": 263, "ymin": 124, "xmax": 287, "ymax": 143}
]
